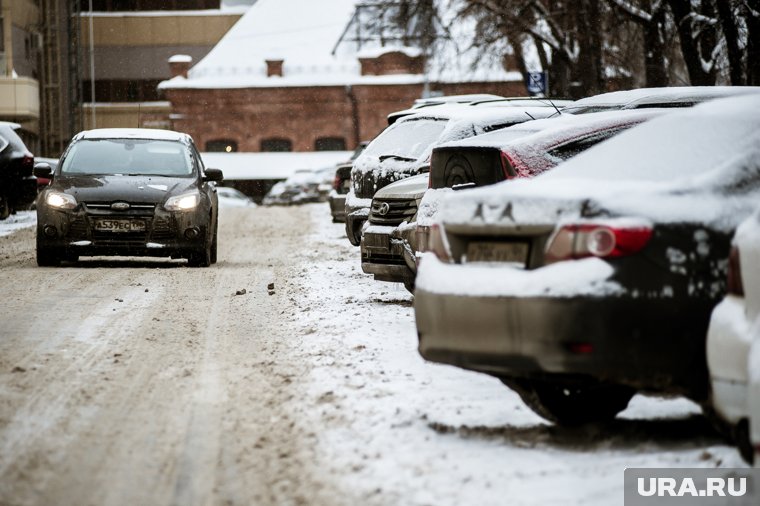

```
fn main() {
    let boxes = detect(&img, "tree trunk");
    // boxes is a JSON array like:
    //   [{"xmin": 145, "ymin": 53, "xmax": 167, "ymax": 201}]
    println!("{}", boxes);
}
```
[
  {"xmin": 667, "ymin": 0, "xmax": 716, "ymax": 85},
  {"xmin": 575, "ymin": 0, "xmax": 606, "ymax": 95},
  {"xmin": 746, "ymin": 0, "xmax": 760, "ymax": 85},
  {"xmin": 643, "ymin": 3, "xmax": 669, "ymax": 86},
  {"xmin": 716, "ymin": 0, "xmax": 745, "ymax": 85}
]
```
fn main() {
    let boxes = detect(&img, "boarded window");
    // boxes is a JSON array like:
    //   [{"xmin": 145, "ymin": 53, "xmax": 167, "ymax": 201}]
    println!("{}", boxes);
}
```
[
  {"xmin": 315, "ymin": 137, "xmax": 346, "ymax": 151},
  {"xmin": 260, "ymin": 138, "xmax": 292, "ymax": 152},
  {"xmin": 206, "ymin": 139, "xmax": 238, "ymax": 153}
]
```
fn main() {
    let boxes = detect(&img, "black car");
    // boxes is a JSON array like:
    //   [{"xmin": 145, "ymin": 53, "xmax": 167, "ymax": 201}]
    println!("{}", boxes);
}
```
[
  {"xmin": 414, "ymin": 94, "xmax": 760, "ymax": 425},
  {"xmin": 0, "ymin": 122, "xmax": 37, "ymax": 219},
  {"xmin": 34, "ymin": 128, "xmax": 223, "ymax": 267}
]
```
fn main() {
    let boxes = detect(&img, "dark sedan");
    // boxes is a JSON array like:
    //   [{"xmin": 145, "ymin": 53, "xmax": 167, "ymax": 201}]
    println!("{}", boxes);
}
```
[
  {"xmin": 0, "ymin": 121, "xmax": 37, "ymax": 219},
  {"xmin": 414, "ymin": 94, "xmax": 760, "ymax": 426},
  {"xmin": 34, "ymin": 128, "xmax": 222, "ymax": 267}
]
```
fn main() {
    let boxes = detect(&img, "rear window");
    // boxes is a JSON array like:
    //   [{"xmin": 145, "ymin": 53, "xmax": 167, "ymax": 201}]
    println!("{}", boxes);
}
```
[
  {"xmin": 61, "ymin": 139, "xmax": 193, "ymax": 177},
  {"xmin": 363, "ymin": 118, "xmax": 447, "ymax": 160}
]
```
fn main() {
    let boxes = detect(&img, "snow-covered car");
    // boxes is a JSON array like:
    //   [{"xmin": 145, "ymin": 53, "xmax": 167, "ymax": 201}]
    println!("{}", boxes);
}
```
[
  {"xmin": 263, "ymin": 168, "xmax": 328, "ymax": 205},
  {"xmin": 34, "ymin": 128, "xmax": 223, "ymax": 267},
  {"xmin": 216, "ymin": 186, "xmax": 256, "ymax": 208},
  {"xmin": 361, "ymin": 109, "xmax": 664, "ymax": 292},
  {"xmin": 328, "ymin": 142, "xmax": 367, "ymax": 223},
  {"xmin": 706, "ymin": 209, "xmax": 760, "ymax": 464},
  {"xmin": 414, "ymin": 93, "xmax": 760, "ymax": 426},
  {"xmin": 0, "ymin": 121, "xmax": 37, "ymax": 219},
  {"xmin": 344, "ymin": 104, "xmax": 559, "ymax": 246},
  {"xmin": 561, "ymin": 85, "xmax": 760, "ymax": 115}
]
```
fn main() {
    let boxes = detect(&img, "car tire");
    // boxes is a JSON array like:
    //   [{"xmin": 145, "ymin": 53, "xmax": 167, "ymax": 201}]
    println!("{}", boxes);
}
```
[
  {"xmin": 210, "ymin": 220, "xmax": 218, "ymax": 264},
  {"xmin": 403, "ymin": 277, "xmax": 415, "ymax": 294},
  {"xmin": 0, "ymin": 198, "xmax": 10, "ymax": 220},
  {"xmin": 36, "ymin": 245, "xmax": 61, "ymax": 267},
  {"xmin": 186, "ymin": 229, "xmax": 212, "ymax": 267},
  {"xmin": 501, "ymin": 378, "xmax": 635, "ymax": 426},
  {"xmin": 735, "ymin": 419, "xmax": 755, "ymax": 465}
]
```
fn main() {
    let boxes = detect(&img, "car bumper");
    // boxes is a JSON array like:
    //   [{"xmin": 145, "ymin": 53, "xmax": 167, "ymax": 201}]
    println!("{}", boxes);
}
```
[
  {"xmin": 36, "ymin": 206, "xmax": 208, "ymax": 258},
  {"xmin": 345, "ymin": 205, "xmax": 369, "ymax": 247},
  {"xmin": 361, "ymin": 225, "xmax": 414, "ymax": 283},
  {"xmin": 329, "ymin": 194, "xmax": 347, "ymax": 222},
  {"xmin": 414, "ymin": 258, "xmax": 712, "ymax": 399}
]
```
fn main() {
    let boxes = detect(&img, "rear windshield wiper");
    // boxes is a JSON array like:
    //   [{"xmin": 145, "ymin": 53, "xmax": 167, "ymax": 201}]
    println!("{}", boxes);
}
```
[{"xmin": 379, "ymin": 154, "xmax": 417, "ymax": 162}]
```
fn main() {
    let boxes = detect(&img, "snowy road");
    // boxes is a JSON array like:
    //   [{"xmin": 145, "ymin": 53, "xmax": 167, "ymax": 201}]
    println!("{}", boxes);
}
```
[{"xmin": 0, "ymin": 204, "xmax": 746, "ymax": 506}]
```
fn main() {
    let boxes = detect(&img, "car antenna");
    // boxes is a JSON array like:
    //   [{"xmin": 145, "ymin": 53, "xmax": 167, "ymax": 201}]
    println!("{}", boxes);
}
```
[
  {"xmin": 525, "ymin": 111, "xmax": 536, "ymax": 121},
  {"xmin": 548, "ymin": 97, "xmax": 562, "ymax": 115}
]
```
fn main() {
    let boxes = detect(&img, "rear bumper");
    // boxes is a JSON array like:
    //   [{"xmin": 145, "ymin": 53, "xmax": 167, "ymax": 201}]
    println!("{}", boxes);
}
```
[
  {"xmin": 329, "ymin": 194, "xmax": 347, "ymax": 222},
  {"xmin": 414, "ymin": 260, "xmax": 712, "ymax": 400}
]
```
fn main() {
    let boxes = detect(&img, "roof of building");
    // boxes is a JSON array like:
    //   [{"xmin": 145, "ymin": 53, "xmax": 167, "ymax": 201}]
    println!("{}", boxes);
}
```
[
  {"xmin": 160, "ymin": 0, "xmax": 521, "ymax": 90},
  {"xmin": 201, "ymin": 151, "xmax": 352, "ymax": 180}
]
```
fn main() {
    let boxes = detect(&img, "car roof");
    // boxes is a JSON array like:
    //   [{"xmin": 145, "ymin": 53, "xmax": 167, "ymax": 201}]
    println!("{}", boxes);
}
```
[
  {"xmin": 73, "ymin": 128, "xmax": 190, "ymax": 142},
  {"xmin": 565, "ymin": 86, "xmax": 760, "ymax": 111}
]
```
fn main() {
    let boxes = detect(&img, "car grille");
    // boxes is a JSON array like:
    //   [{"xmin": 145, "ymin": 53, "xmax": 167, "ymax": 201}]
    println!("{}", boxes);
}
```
[
  {"xmin": 84, "ymin": 202, "xmax": 157, "ymax": 212},
  {"xmin": 65, "ymin": 201, "xmax": 178, "ymax": 243},
  {"xmin": 369, "ymin": 197, "xmax": 417, "ymax": 226}
]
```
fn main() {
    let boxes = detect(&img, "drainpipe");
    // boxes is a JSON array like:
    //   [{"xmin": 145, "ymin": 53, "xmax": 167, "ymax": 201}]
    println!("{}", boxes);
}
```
[{"xmin": 344, "ymin": 84, "xmax": 360, "ymax": 149}]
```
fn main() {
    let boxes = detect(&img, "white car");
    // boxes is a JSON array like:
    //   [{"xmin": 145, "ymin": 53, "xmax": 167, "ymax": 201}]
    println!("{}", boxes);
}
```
[
  {"xmin": 216, "ymin": 186, "xmax": 256, "ymax": 208},
  {"xmin": 707, "ymin": 208, "xmax": 760, "ymax": 465}
]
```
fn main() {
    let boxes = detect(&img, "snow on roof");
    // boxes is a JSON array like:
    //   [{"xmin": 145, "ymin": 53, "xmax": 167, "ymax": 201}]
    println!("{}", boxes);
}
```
[
  {"xmin": 160, "ymin": 0, "xmax": 520, "ymax": 90},
  {"xmin": 75, "ymin": 128, "xmax": 188, "ymax": 142},
  {"xmin": 438, "ymin": 94, "xmax": 760, "ymax": 232},
  {"xmin": 201, "ymin": 151, "xmax": 351, "ymax": 180},
  {"xmin": 566, "ymin": 86, "xmax": 760, "ymax": 110}
]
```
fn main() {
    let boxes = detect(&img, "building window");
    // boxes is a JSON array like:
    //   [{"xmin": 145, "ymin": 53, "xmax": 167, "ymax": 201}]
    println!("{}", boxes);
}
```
[
  {"xmin": 82, "ymin": 79, "xmax": 162, "ymax": 102},
  {"xmin": 260, "ymin": 138, "xmax": 292, "ymax": 152},
  {"xmin": 206, "ymin": 140, "xmax": 238, "ymax": 153},
  {"xmin": 315, "ymin": 137, "xmax": 346, "ymax": 151},
  {"xmin": 81, "ymin": 0, "xmax": 219, "ymax": 11}
]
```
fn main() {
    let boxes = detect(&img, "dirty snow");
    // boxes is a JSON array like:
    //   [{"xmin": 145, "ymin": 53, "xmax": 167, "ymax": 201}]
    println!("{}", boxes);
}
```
[{"xmin": 0, "ymin": 211, "xmax": 35, "ymax": 238}]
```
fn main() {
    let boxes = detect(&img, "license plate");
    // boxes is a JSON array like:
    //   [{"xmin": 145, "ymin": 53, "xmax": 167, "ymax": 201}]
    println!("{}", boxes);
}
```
[
  {"xmin": 466, "ymin": 241, "xmax": 529, "ymax": 264},
  {"xmin": 364, "ymin": 232, "xmax": 390, "ymax": 251},
  {"xmin": 94, "ymin": 219, "xmax": 146, "ymax": 233}
]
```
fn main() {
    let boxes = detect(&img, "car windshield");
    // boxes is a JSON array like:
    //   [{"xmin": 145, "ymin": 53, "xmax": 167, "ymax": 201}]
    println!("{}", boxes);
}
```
[
  {"xmin": 61, "ymin": 139, "xmax": 193, "ymax": 177},
  {"xmin": 362, "ymin": 118, "xmax": 447, "ymax": 160}
]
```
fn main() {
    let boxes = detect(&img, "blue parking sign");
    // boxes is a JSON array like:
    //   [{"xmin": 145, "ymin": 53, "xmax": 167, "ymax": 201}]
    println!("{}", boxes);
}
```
[{"xmin": 526, "ymin": 71, "xmax": 548, "ymax": 96}]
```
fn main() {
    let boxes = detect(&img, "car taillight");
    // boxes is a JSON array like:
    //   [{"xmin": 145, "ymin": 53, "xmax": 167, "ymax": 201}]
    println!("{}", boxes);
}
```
[
  {"xmin": 333, "ymin": 175, "xmax": 341, "ymax": 191},
  {"xmin": 499, "ymin": 151, "xmax": 518, "ymax": 179},
  {"xmin": 727, "ymin": 245, "xmax": 744, "ymax": 296},
  {"xmin": 428, "ymin": 223, "xmax": 452, "ymax": 262},
  {"xmin": 545, "ymin": 220, "xmax": 653, "ymax": 263}
]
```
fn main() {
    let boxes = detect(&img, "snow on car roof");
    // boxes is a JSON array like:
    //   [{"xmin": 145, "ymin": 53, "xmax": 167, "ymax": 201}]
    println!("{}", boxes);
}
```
[
  {"xmin": 75, "ymin": 128, "xmax": 189, "ymax": 142},
  {"xmin": 566, "ymin": 86, "xmax": 760, "ymax": 109},
  {"xmin": 439, "ymin": 94, "xmax": 760, "ymax": 231}
]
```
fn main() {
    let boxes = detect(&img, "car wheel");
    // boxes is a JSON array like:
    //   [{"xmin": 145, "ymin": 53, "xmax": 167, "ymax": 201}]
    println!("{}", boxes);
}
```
[
  {"xmin": 210, "ymin": 220, "xmax": 218, "ymax": 264},
  {"xmin": 735, "ymin": 419, "xmax": 754, "ymax": 465},
  {"xmin": 186, "ymin": 232, "xmax": 212, "ymax": 267},
  {"xmin": 501, "ymin": 378, "xmax": 635, "ymax": 426},
  {"xmin": 403, "ymin": 277, "xmax": 415, "ymax": 294},
  {"xmin": 36, "ymin": 245, "xmax": 61, "ymax": 267},
  {"xmin": 0, "ymin": 198, "xmax": 10, "ymax": 220}
]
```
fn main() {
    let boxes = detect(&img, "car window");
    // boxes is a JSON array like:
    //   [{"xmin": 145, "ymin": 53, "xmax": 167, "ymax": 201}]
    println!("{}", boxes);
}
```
[
  {"xmin": 61, "ymin": 139, "xmax": 193, "ymax": 177},
  {"xmin": 362, "ymin": 118, "xmax": 447, "ymax": 160},
  {"xmin": 546, "ymin": 128, "xmax": 626, "ymax": 162}
]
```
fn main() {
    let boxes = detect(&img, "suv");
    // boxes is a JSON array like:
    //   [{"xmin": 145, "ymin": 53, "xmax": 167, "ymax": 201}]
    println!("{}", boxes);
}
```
[{"xmin": 0, "ymin": 122, "xmax": 37, "ymax": 219}]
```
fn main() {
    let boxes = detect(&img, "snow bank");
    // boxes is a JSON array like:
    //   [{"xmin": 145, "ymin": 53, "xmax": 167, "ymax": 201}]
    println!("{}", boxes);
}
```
[{"xmin": 0, "ymin": 211, "xmax": 36, "ymax": 237}]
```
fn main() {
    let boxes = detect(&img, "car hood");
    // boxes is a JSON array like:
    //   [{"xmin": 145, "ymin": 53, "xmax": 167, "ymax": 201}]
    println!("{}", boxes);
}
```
[
  {"xmin": 51, "ymin": 175, "xmax": 196, "ymax": 204},
  {"xmin": 374, "ymin": 173, "xmax": 429, "ymax": 199}
]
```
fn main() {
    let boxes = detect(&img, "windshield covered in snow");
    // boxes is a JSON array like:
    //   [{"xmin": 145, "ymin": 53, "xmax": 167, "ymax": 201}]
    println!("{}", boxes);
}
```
[
  {"xmin": 61, "ymin": 139, "xmax": 194, "ymax": 177},
  {"xmin": 362, "ymin": 118, "xmax": 447, "ymax": 160}
]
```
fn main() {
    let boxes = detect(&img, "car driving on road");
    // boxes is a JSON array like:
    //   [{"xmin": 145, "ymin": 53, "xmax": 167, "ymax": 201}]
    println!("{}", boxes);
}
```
[{"xmin": 34, "ymin": 128, "xmax": 223, "ymax": 267}]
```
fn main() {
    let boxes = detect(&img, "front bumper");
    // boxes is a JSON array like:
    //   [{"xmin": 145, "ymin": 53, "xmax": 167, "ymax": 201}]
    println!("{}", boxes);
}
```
[
  {"xmin": 36, "ymin": 205, "xmax": 208, "ymax": 258},
  {"xmin": 414, "ymin": 259, "xmax": 713, "ymax": 400},
  {"xmin": 345, "ymin": 206, "xmax": 369, "ymax": 246},
  {"xmin": 361, "ymin": 225, "xmax": 414, "ymax": 283}
]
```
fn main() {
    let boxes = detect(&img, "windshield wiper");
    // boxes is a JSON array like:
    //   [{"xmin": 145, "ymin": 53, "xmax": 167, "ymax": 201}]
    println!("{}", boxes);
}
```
[{"xmin": 379, "ymin": 154, "xmax": 417, "ymax": 162}]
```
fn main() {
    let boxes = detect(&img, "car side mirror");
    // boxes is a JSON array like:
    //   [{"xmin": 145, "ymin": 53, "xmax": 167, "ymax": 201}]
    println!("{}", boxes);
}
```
[
  {"xmin": 34, "ymin": 163, "xmax": 53, "ymax": 178},
  {"xmin": 204, "ymin": 168, "xmax": 224, "ymax": 182}
]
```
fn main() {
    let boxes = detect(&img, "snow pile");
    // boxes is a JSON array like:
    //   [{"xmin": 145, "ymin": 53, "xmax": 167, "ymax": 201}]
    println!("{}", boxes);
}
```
[{"xmin": 0, "ymin": 211, "xmax": 36, "ymax": 237}]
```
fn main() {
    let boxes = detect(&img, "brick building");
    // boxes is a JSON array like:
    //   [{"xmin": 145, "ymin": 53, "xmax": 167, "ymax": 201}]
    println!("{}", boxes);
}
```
[{"xmin": 160, "ymin": 0, "xmax": 526, "ymax": 153}]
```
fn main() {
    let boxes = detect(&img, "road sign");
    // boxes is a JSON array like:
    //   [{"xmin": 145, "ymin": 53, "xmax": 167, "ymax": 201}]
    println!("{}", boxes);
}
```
[{"xmin": 526, "ymin": 71, "xmax": 548, "ymax": 96}]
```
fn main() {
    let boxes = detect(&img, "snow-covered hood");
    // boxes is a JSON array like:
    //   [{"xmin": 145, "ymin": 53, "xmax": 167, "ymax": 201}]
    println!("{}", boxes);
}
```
[{"xmin": 374, "ymin": 173, "xmax": 429, "ymax": 200}]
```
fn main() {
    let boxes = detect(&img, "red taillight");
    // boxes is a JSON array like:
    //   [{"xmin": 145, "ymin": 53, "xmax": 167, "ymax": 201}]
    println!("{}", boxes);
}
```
[
  {"xmin": 727, "ymin": 245, "xmax": 744, "ymax": 296},
  {"xmin": 22, "ymin": 155, "xmax": 34, "ymax": 169},
  {"xmin": 499, "ymin": 151, "xmax": 518, "ymax": 179},
  {"xmin": 545, "ymin": 220, "xmax": 653, "ymax": 263},
  {"xmin": 566, "ymin": 342, "xmax": 594, "ymax": 354},
  {"xmin": 428, "ymin": 223, "xmax": 452, "ymax": 262},
  {"xmin": 332, "ymin": 174, "xmax": 341, "ymax": 191}
]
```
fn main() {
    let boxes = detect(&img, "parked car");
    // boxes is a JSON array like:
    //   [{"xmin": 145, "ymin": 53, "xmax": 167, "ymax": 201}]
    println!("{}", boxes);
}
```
[
  {"xmin": 706, "ymin": 208, "xmax": 760, "ymax": 464},
  {"xmin": 560, "ymin": 85, "xmax": 760, "ymax": 115},
  {"xmin": 0, "ymin": 122, "xmax": 37, "ymax": 219},
  {"xmin": 263, "ymin": 168, "xmax": 330, "ymax": 205},
  {"xmin": 34, "ymin": 128, "xmax": 222, "ymax": 267},
  {"xmin": 329, "ymin": 142, "xmax": 367, "ymax": 223},
  {"xmin": 414, "ymin": 93, "xmax": 760, "ymax": 426},
  {"xmin": 217, "ymin": 186, "xmax": 256, "ymax": 208},
  {"xmin": 344, "ymin": 104, "xmax": 559, "ymax": 246},
  {"xmin": 361, "ymin": 109, "xmax": 664, "ymax": 292}
]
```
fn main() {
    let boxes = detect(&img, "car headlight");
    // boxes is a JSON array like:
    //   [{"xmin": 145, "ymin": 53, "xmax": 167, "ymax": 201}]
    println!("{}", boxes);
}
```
[
  {"xmin": 45, "ymin": 191, "xmax": 77, "ymax": 210},
  {"xmin": 164, "ymin": 192, "xmax": 200, "ymax": 211}
]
